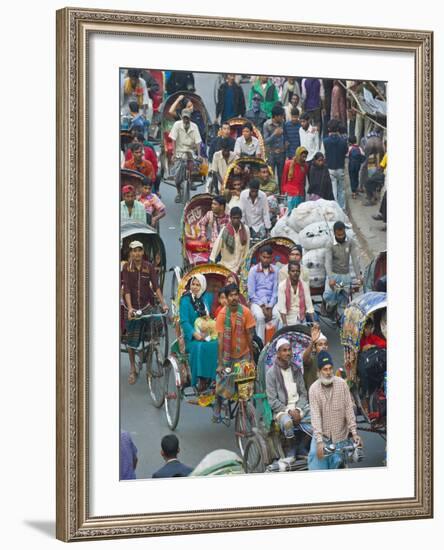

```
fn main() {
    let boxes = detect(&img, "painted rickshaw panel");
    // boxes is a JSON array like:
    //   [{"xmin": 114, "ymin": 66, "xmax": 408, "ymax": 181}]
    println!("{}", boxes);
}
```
[
  {"xmin": 340, "ymin": 291, "xmax": 387, "ymax": 352},
  {"xmin": 222, "ymin": 156, "xmax": 273, "ymax": 195},
  {"xmin": 181, "ymin": 193, "xmax": 214, "ymax": 266}
]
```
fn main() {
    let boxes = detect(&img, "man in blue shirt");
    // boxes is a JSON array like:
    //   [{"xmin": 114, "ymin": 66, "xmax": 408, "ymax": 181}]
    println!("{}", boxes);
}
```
[
  {"xmin": 247, "ymin": 244, "xmax": 280, "ymax": 343},
  {"xmin": 323, "ymin": 118, "xmax": 348, "ymax": 209},
  {"xmin": 284, "ymin": 107, "xmax": 301, "ymax": 159}
]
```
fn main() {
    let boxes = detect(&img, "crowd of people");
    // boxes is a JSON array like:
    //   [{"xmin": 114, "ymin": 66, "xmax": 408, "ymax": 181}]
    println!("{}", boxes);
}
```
[{"xmin": 119, "ymin": 70, "xmax": 387, "ymax": 477}]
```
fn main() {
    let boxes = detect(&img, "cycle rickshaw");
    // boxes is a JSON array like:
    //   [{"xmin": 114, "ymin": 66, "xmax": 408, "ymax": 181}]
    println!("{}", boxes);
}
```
[
  {"xmin": 120, "ymin": 221, "xmax": 169, "ymax": 407},
  {"xmin": 163, "ymin": 263, "xmax": 261, "ymax": 456},
  {"xmin": 227, "ymin": 117, "xmax": 266, "ymax": 158},
  {"xmin": 239, "ymin": 236, "xmax": 296, "ymax": 297},
  {"xmin": 158, "ymin": 91, "xmax": 210, "ymax": 200},
  {"xmin": 242, "ymin": 325, "xmax": 313, "ymax": 473},
  {"xmin": 363, "ymin": 250, "xmax": 387, "ymax": 292},
  {"xmin": 341, "ymin": 291, "xmax": 387, "ymax": 437},
  {"xmin": 120, "ymin": 168, "xmax": 146, "ymax": 197},
  {"xmin": 180, "ymin": 193, "xmax": 213, "ymax": 269}
]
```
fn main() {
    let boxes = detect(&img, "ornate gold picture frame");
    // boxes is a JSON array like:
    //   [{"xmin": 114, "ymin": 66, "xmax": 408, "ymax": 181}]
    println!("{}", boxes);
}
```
[{"xmin": 56, "ymin": 7, "xmax": 433, "ymax": 542}]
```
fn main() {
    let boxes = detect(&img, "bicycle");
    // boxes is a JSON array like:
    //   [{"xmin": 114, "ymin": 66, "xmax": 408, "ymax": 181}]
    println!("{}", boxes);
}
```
[
  {"xmin": 123, "ymin": 309, "xmax": 169, "ymax": 407},
  {"xmin": 314, "ymin": 278, "xmax": 361, "ymax": 329}
]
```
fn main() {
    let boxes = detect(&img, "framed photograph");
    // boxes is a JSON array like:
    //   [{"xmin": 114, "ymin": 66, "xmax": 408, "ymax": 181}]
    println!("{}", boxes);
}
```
[{"xmin": 56, "ymin": 7, "xmax": 433, "ymax": 542}]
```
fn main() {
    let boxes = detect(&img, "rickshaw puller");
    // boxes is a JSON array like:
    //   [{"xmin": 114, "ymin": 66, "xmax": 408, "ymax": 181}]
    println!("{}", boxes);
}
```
[
  {"xmin": 323, "ymin": 220, "xmax": 362, "ymax": 314},
  {"xmin": 215, "ymin": 284, "xmax": 256, "ymax": 421},
  {"xmin": 169, "ymin": 109, "xmax": 202, "ymax": 203},
  {"xmin": 122, "ymin": 240, "xmax": 169, "ymax": 385}
]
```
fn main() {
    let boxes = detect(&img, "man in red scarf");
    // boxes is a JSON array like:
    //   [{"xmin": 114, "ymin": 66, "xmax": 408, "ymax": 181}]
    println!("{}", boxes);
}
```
[
  {"xmin": 210, "ymin": 207, "xmax": 250, "ymax": 273},
  {"xmin": 277, "ymin": 261, "xmax": 314, "ymax": 326}
]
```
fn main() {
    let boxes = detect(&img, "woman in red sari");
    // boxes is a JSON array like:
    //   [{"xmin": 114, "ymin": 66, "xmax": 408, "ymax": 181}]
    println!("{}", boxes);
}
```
[{"xmin": 281, "ymin": 146, "xmax": 309, "ymax": 212}]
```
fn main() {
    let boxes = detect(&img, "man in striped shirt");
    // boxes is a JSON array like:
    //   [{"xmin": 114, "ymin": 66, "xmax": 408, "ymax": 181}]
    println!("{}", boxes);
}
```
[{"xmin": 308, "ymin": 351, "xmax": 362, "ymax": 469}]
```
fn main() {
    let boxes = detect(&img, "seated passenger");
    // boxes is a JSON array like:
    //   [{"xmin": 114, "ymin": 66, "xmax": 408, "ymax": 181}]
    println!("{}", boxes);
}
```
[
  {"xmin": 234, "ymin": 122, "xmax": 262, "ymax": 158},
  {"xmin": 198, "ymin": 196, "xmax": 229, "ymax": 249},
  {"xmin": 247, "ymin": 244, "xmax": 279, "ymax": 343},
  {"xmin": 210, "ymin": 207, "xmax": 250, "ymax": 274},
  {"xmin": 360, "ymin": 318, "xmax": 387, "ymax": 351},
  {"xmin": 277, "ymin": 261, "xmax": 314, "ymax": 326},
  {"xmin": 265, "ymin": 338, "xmax": 310, "ymax": 457},
  {"xmin": 179, "ymin": 274, "xmax": 218, "ymax": 392},
  {"xmin": 137, "ymin": 179, "xmax": 165, "ymax": 226}
]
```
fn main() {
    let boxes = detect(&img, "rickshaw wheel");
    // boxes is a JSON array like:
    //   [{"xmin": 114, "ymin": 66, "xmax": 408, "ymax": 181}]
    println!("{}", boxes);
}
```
[
  {"xmin": 243, "ymin": 434, "xmax": 267, "ymax": 474},
  {"xmin": 234, "ymin": 400, "xmax": 257, "ymax": 457},
  {"xmin": 164, "ymin": 357, "xmax": 181, "ymax": 431},
  {"xmin": 146, "ymin": 347, "xmax": 165, "ymax": 408}
]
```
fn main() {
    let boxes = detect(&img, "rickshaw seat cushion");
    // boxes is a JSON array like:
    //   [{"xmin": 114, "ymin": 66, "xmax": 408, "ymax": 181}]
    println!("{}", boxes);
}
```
[{"xmin": 185, "ymin": 239, "xmax": 211, "ymax": 252}]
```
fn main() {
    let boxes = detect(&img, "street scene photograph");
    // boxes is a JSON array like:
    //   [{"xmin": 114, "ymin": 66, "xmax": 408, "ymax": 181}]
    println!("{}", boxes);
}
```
[{"xmin": 119, "ymin": 70, "xmax": 388, "ymax": 480}]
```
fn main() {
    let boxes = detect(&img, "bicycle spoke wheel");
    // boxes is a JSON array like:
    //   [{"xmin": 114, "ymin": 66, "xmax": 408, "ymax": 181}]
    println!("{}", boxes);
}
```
[
  {"xmin": 243, "ymin": 435, "xmax": 266, "ymax": 474},
  {"xmin": 164, "ymin": 359, "xmax": 181, "ymax": 430},
  {"xmin": 234, "ymin": 400, "xmax": 257, "ymax": 457},
  {"xmin": 146, "ymin": 348, "xmax": 165, "ymax": 408}
]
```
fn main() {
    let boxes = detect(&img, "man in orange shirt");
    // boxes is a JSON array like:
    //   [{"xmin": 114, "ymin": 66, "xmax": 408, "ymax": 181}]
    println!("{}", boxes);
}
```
[
  {"xmin": 216, "ymin": 283, "xmax": 256, "ymax": 372},
  {"xmin": 215, "ymin": 283, "xmax": 256, "ymax": 421},
  {"xmin": 124, "ymin": 143, "xmax": 155, "ymax": 182}
]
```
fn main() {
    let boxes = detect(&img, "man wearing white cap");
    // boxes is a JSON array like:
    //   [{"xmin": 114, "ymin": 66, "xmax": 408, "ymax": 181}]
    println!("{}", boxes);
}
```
[
  {"xmin": 122, "ymin": 240, "xmax": 169, "ymax": 385},
  {"xmin": 265, "ymin": 338, "xmax": 310, "ymax": 457},
  {"xmin": 302, "ymin": 323, "xmax": 328, "ymax": 392}
]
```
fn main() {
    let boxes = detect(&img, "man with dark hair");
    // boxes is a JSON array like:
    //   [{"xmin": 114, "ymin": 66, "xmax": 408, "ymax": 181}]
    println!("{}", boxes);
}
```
[
  {"xmin": 247, "ymin": 244, "xmax": 279, "ymax": 342},
  {"xmin": 210, "ymin": 206, "xmax": 250, "ymax": 273},
  {"xmin": 299, "ymin": 112, "xmax": 322, "ymax": 162},
  {"xmin": 123, "ymin": 142, "xmax": 155, "ymax": 182},
  {"xmin": 323, "ymin": 221, "xmax": 362, "ymax": 314},
  {"xmin": 208, "ymin": 121, "xmax": 235, "ymax": 163},
  {"xmin": 211, "ymin": 137, "xmax": 236, "ymax": 190},
  {"xmin": 234, "ymin": 122, "xmax": 261, "ymax": 158},
  {"xmin": 239, "ymin": 179, "xmax": 271, "ymax": 239},
  {"xmin": 277, "ymin": 261, "xmax": 314, "ymax": 326},
  {"xmin": 308, "ymin": 351, "xmax": 362, "ymax": 470},
  {"xmin": 284, "ymin": 107, "xmax": 301, "ymax": 159},
  {"xmin": 198, "ymin": 196, "xmax": 229, "ymax": 248},
  {"xmin": 263, "ymin": 104, "xmax": 286, "ymax": 190},
  {"xmin": 215, "ymin": 283, "xmax": 256, "ymax": 421},
  {"xmin": 245, "ymin": 92, "xmax": 268, "ymax": 132},
  {"xmin": 278, "ymin": 245, "xmax": 310, "ymax": 285},
  {"xmin": 323, "ymin": 118, "xmax": 349, "ymax": 209},
  {"xmin": 248, "ymin": 76, "xmax": 280, "ymax": 118},
  {"xmin": 152, "ymin": 435, "xmax": 193, "ymax": 478},
  {"xmin": 215, "ymin": 74, "xmax": 246, "ymax": 123}
]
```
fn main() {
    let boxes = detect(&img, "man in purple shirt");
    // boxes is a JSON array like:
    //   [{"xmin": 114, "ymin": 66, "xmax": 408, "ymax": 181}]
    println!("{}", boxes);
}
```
[
  {"xmin": 120, "ymin": 431, "xmax": 138, "ymax": 480},
  {"xmin": 247, "ymin": 244, "xmax": 280, "ymax": 343}
]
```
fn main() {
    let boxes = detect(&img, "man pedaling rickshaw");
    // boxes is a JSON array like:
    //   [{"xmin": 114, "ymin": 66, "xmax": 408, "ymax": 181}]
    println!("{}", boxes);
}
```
[{"xmin": 169, "ymin": 109, "xmax": 202, "ymax": 203}]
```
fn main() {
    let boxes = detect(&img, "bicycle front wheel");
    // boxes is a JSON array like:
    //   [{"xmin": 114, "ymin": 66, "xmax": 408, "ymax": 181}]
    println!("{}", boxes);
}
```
[
  {"xmin": 164, "ymin": 358, "xmax": 181, "ymax": 430},
  {"xmin": 146, "ymin": 346, "xmax": 165, "ymax": 408},
  {"xmin": 234, "ymin": 400, "xmax": 257, "ymax": 457}
]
